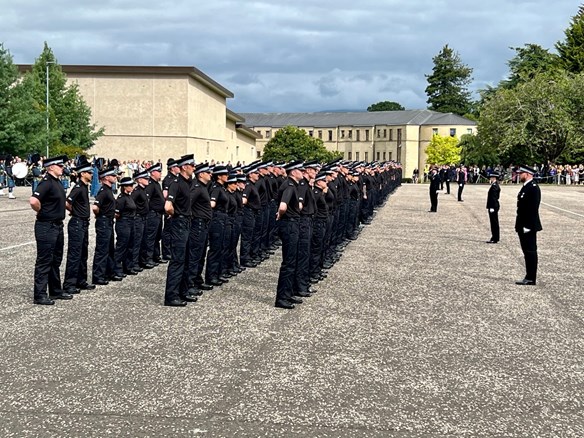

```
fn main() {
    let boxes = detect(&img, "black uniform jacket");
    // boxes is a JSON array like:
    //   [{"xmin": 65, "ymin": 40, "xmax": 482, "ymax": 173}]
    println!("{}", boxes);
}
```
[
  {"xmin": 486, "ymin": 182, "xmax": 500, "ymax": 210},
  {"xmin": 515, "ymin": 179, "xmax": 542, "ymax": 233}
]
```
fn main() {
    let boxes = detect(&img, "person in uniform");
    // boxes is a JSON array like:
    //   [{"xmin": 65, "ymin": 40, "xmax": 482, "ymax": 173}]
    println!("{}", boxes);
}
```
[
  {"xmin": 161, "ymin": 159, "xmax": 180, "ymax": 261},
  {"xmin": 240, "ymin": 163, "xmax": 261, "ymax": 267},
  {"xmin": 29, "ymin": 155, "xmax": 72, "ymax": 305},
  {"xmin": 164, "ymin": 154, "xmax": 196, "ymax": 306},
  {"xmin": 143, "ymin": 163, "xmax": 166, "ymax": 266},
  {"xmin": 515, "ymin": 165, "xmax": 542, "ymax": 285},
  {"xmin": 131, "ymin": 169, "xmax": 151, "ymax": 270},
  {"xmin": 205, "ymin": 165, "xmax": 230, "ymax": 286},
  {"xmin": 113, "ymin": 177, "xmax": 137, "ymax": 278},
  {"xmin": 428, "ymin": 166, "xmax": 440, "ymax": 212},
  {"xmin": 486, "ymin": 171, "xmax": 501, "ymax": 244},
  {"xmin": 91, "ymin": 166, "xmax": 118, "ymax": 285},
  {"xmin": 63, "ymin": 157, "xmax": 95, "ymax": 295},
  {"xmin": 274, "ymin": 160, "xmax": 304, "ymax": 309},
  {"xmin": 457, "ymin": 164, "xmax": 466, "ymax": 202},
  {"xmin": 309, "ymin": 171, "xmax": 329, "ymax": 284}
]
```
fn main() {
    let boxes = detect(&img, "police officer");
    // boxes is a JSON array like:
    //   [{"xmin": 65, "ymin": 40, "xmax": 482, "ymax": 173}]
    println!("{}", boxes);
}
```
[
  {"xmin": 486, "ymin": 171, "xmax": 501, "ymax": 244},
  {"xmin": 113, "ymin": 177, "xmax": 137, "ymax": 278},
  {"xmin": 309, "ymin": 171, "xmax": 329, "ymax": 284},
  {"xmin": 143, "ymin": 163, "xmax": 165, "ymax": 266},
  {"xmin": 161, "ymin": 158, "xmax": 180, "ymax": 261},
  {"xmin": 275, "ymin": 160, "xmax": 304, "ymax": 309},
  {"xmin": 132, "ymin": 169, "xmax": 150, "ymax": 270},
  {"xmin": 29, "ymin": 155, "xmax": 72, "ymax": 305},
  {"xmin": 240, "ymin": 163, "xmax": 261, "ymax": 267},
  {"xmin": 457, "ymin": 164, "xmax": 466, "ymax": 202},
  {"xmin": 515, "ymin": 165, "xmax": 542, "ymax": 285},
  {"xmin": 164, "ymin": 154, "xmax": 196, "ymax": 306},
  {"xmin": 428, "ymin": 166, "xmax": 440, "ymax": 212},
  {"xmin": 205, "ymin": 165, "xmax": 230, "ymax": 286},
  {"xmin": 92, "ymin": 166, "xmax": 118, "ymax": 285},
  {"xmin": 63, "ymin": 157, "xmax": 95, "ymax": 295}
]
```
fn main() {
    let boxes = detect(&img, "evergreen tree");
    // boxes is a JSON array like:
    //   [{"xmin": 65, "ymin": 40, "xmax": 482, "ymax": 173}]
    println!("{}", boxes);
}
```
[
  {"xmin": 425, "ymin": 44, "xmax": 473, "ymax": 116},
  {"xmin": 556, "ymin": 5, "xmax": 584, "ymax": 73},
  {"xmin": 262, "ymin": 126, "xmax": 341, "ymax": 162},
  {"xmin": 502, "ymin": 44, "xmax": 561, "ymax": 89}
]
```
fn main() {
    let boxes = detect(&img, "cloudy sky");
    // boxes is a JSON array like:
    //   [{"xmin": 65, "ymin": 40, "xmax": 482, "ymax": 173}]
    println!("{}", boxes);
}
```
[{"xmin": 0, "ymin": 0, "xmax": 578, "ymax": 113}]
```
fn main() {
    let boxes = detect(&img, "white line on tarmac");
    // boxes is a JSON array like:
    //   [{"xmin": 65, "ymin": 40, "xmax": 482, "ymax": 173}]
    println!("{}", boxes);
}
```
[
  {"xmin": 541, "ymin": 202, "xmax": 584, "ymax": 218},
  {"xmin": 0, "ymin": 241, "xmax": 35, "ymax": 251}
]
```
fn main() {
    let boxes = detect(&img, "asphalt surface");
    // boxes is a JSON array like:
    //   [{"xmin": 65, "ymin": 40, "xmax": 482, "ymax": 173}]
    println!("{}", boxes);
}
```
[{"xmin": 0, "ymin": 183, "xmax": 583, "ymax": 437}]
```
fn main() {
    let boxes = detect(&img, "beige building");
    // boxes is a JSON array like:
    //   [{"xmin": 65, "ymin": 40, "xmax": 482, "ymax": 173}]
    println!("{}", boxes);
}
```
[
  {"xmin": 18, "ymin": 65, "xmax": 258, "ymax": 165},
  {"xmin": 240, "ymin": 110, "xmax": 477, "ymax": 177}
]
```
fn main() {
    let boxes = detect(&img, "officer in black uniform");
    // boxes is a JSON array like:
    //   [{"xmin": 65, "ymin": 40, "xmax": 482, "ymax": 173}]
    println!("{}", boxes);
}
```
[
  {"xmin": 309, "ymin": 171, "xmax": 329, "ymax": 284},
  {"xmin": 486, "ymin": 171, "xmax": 501, "ymax": 244},
  {"xmin": 428, "ymin": 166, "xmax": 440, "ymax": 212},
  {"xmin": 185, "ymin": 162, "xmax": 214, "ymax": 296},
  {"xmin": 457, "ymin": 165, "xmax": 466, "ymax": 202},
  {"xmin": 161, "ymin": 158, "xmax": 180, "ymax": 260},
  {"xmin": 141, "ymin": 163, "xmax": 165, "ymax": 266},
  {"xmin": 275, "ymin": 160, "xmax": 304, "ymax": 309},
  {"xmin": 222, "ymin": 173, "xmax": 239, "ymax": 277},
  {"xmin": 129, "ymin": 169, "xmax": 150, "ymax": 270},
  {"xmin": 515, "ymin": 165, "xmax": 542, "ymax": 285},
  {"xmin": 114, "ymin": 177, "xmax": 137, "ymax": 277},
  {"xmin": 205, "ymin": 165, "xmax": 230, "ymax": 286},
  {"xmin": 29, "ymin": 155, "xmax": 72, "ymax": 305},
  {"xmin": 92, "ymin": 166, "xmax": 118, "ymax": 285},
  {"xmin": 63, "ymin": 157, "xmax": 95, "ymax": 295},
  {"xmin": 164, "ymin": 154, "xmax": 196, "ymax": 306},
  {"xmin": 240, "ymin": 163, "xmax": 261, "ymax": 267}
]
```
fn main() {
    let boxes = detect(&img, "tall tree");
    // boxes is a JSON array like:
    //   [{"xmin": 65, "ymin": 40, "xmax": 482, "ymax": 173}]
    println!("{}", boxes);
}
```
[
  {"xmin": 502, "ymin": 44, "xmax": 561, "ymax": 89},
  {"xmin": 425, "ymin": 134, "xmax": 461, "ymax": 165},
  {"xmin": 367, "ymin": 101, "xmax": 405, "ymax": 111},
  {"xmin": 425, "ymin": 44, "xmax": 473, "ymax": 116},
  {"xmin": 262, "ymin": 126, "xmax": 341, "ymax": 162},
  {"xmin": 556, "ymin": 5, "xmax": 584, "ymax": 73}
]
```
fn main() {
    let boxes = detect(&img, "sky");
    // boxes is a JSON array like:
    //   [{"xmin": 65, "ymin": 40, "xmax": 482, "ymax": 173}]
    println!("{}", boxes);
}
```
[{"xmin": 0, "ymin": 0, "xmax": 579, "ymax": 113}]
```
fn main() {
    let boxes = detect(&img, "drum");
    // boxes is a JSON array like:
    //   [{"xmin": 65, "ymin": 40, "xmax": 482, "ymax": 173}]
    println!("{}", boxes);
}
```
[{"xmin": 12, "ymin": 162, "xmax": 28, "ymax": 179}]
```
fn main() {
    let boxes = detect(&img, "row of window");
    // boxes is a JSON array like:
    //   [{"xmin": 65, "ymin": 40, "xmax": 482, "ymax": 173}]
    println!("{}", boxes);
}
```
[
  {"xmin": 346, "ymin": 151, "xmax": 393, "ymax": 161},
  {"xmin": 260, "ymin": 127, "xmax": 474, "ymax": 140},
  {"xmin": 432, "ymin": 128, "xmax": 473, "ymax": 137}
]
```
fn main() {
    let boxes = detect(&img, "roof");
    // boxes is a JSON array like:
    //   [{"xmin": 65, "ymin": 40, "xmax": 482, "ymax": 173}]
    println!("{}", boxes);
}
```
[
  {"xmin": 239, "ymin": 110, "xmax": 476, "ymax": 128},
  {"xmin": 16, "ymin": 64, "xmax": 234, "ymax": 99}
]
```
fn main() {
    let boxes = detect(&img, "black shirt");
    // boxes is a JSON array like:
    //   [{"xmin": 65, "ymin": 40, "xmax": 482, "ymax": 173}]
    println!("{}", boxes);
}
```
[
  {"xmin": 243, "ymin": 180, "xmax": 261, "ymax": 211},
  {"xmin": 257, "ymin": 176, "xmax": 269, "ymax": 206},
  {"xmin": 167, "ymin": 174, "xmax": 192, "ymax": 217},
  {"xmin": 115, "ymin": 192, "xmax": 137, "ymax": 218},
  {"xmin": 145, "ymin": 178, "xmax": 165, "ymax": 214},
  {"xmin": 132, "ymin": 184, "xmax": 149, "ymax": 216},
  {"xmin": 313, "ymin": 186, "xmax": 328, "ymax": 219},
  {"xmin": 190, "ymin": 179, "xmax": 212, "ymax": 221},
  {"xmin": 67, "ymin": 181, "xmax": 91, "ymax": 219},
  {"xmin": 94, "ymin": 184, "xmax": 116, "ymax": 219},
  {"xmin": 210, "ymin": 182, "xmax": 229, "ymax": 213},
  {"xmin": 348, "ymin": 181, "xmax": 360, "ymax": 201},
  {"xmin": 32, "ymin": 172, "xmax": 66, "ymax": 222},
  {"xmin": 297, "ymin": 178, "xmax": 316, "ymax": 216},
  {"xmin": 226, "ymin": 190, "xmax": 238, "ymax": 215},
  {"xmin": 162, "ymin": 173, "xmax": 178, "ymax": 192},
  {"xmin": 278, "ymin": 178, "xmax": 301, "ymax": 219}
]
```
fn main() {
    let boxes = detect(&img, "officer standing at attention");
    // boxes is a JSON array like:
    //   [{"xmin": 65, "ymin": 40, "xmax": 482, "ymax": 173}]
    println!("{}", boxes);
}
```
[
  {"xmin": 161, "ymin": 158, "xmax": 180, "ymax": 261},
  {"xmin": 91, "ymin": 166, "xmax": 118, "ymax": 285},
  {"xmin": 164, "ymin": 154, "xmax": 196, "ymax": 306},
  {"xmin": 486, "ymin": 172, "xmax": 501, "ymax": 244},
  {"xmin": 143, "ymin": 163, "xmax": 166, "ymax": 266},
  {"xmin": 428, "ymin": 166, "xmax": 440, "ymax": 212},
  {"xmin": 63, "ymin": 157, "xmax": 96, "ymax": 295},
  {"xmin": 457, "ymin": 164, "xmax": 466, "ymax": 202},
  {"xmin": 113, "ymin": 177, "xmax": 137, "ymax": 278},
  {"xmin": 515, "ymin": 165, "xmax": 542, "ymax": 285},
  {"xmin": 240, "ymin": 163, "xmax": 261, "ymax": 267},
  {"xmin": 29, "ymin": 155, "xmax": 73, "ymax": 305},
  {"xmin": 275, "ymin": 160, "xmax": 304, "ymax": 309},
  {"xmin": 132, "ymin": 169, "xmax": 151, "ymax": 270}
]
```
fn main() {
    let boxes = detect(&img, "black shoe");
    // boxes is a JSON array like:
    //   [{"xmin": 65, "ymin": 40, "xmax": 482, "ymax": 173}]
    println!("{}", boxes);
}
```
[
  {"xmin": 222, "ymin": 272, "xmax": 234, "ymax": 278},
  {"xmin": 34, "ymin": 297, "xmax": 55, "ymax": 305},
  {"xmin": 515, "ymin": 278, "xmax": 536, "ymax": 285},
  {"xmin": 187, "ymin": 287, "xmax": 204, "ymax": 296},
  {"xmin": 308, "ymin": 287, "xmax": 318, "ymax": 294},
  {"xmin": 110, "ymin": 275, "xmax": 124, "ymax": 281},
  {"xmin": 218, "ymin": 276, "xmax": 230, "ymax": 283},
  {"xmin": 310, "ymin": 277, "xmax": 320, "ymax": 284},
  {"xmin": 141, "ymin": 263, "xmax": 156, "ymax": 269},
  {"xmin": 295, "ymin": 292, "xmax": 312, "ymax": 298},
  {"xmin": 288, "ymin": 297, "xmax": 303, "ymax": 304},
  {"xmin": 124, "ymin": 270, "xmax": 138, "ymax": 276},
  {"xmin": 236, "ymin": 266, "xmax": 246, "ymax": 273},
  {"xmin": 50, "ymin": 292, "xmax": 73, "ymax": 300},
  {"xmin": 78, "ymin": 283, "xmax": 96, "ymax": 290},
  {"xmin": 164, "ymin": 299, "xmax": 187, "ymax": 307},
  {"xmin": 94, "ymin": 280, "xmax": 109, "ymax": 286},
  {"xmin": 208, "ymin": 279, "xmax": 223, "ymax": 286},
  {"xmin": 275, "ymin": 301, "xmax": 295, "ymax": 309},
  {"xmin": 133, "ymin": 267, "xmax": 144, "ymax": 272},
  {"xmin": 241, "ymin": 262, "xmax": 258, "ymax": 268},
  {"xmin": 155, "ymin": 258, "xmax": 169, "ymax": 264},
  {"xmin": 65, "ymin": 288, "xmax": 81, "ymax": 294},
  {"xmin": 181, "ymin": 294, "xmax": 198, "ymax": 302},
  {"xmin": 197, "ymin": 283, "xmax": 214, "ymax": 291}
]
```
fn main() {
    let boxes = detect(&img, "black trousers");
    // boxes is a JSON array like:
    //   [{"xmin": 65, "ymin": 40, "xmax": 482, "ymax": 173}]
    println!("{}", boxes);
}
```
[
  {"xmin": 185, "ymin": 217, "xmax": 210, "ymax": 288},
  {"xmin": 63, "ymin": 217, "xmax": 89, "ymax": 291},
  {"xmin": 489, "ymin": 210, "xmax": 500, "ymax": 242},
  {"xmin": 268, "ymin": 200, "xmax": 278, "ymax": 246},
  {"xmin": 221, "ymin": 215, "xmax": 234, "ymax": 275},
  {"xmin": 429, "ymin": 190, "xmax": 438, "ymax": 212},
  {"xmin": 161, "ymin": 215, "xmax": 172, "ymax": 260},
  {"xmin": 346, "ymin": 199, "xmax": 358, "ymax": 237},
  {"xmin": 276, "ymin": 219, "xmax": 299, "ymax": 304},
  {"xmin": 260, "ymin": 204, "xmax": 271, "ymax": 253},
  {"xmin": 114, "ymin": 217, "xmax": 135, "ymax": 276},
  {"xmin": 206, "ymin": 211, "xmax": 227, "ymax": 281},
  {"xmin": 33, "ymin": 221, "xmax": 64, "ymax": 300},
  {"xmin": 164, "ymin": 216, "xmax": 191, "ymax": 302},
  {"xmin": 445, "ymin": 180, "xmax": 450, "ymax": 194},
  {"xmin": 133, "ymin": 215, "xmax": 147, "ymax": 267},
  {"xmin": 143, "ymin": 210, "xmax": 162, "ymax": 264},
  {"xmin": 240, "ymin": 207, "xmax": 258, "ymax": 264},
  {"xmin": 294, "ymin": 216, "xmax": 313, "ymax": 293},
  {"xmin": 310, "ymin": 218, "xmax": 327, "ymax": 277},
  {"xmin": 518, "ymin": 231, "xmax": 538, "ymax": 281},
  {"xmin": 458, "ymin": 183, "xmax": 465, "ymax": 201},
  {"xmin": 92, "ymin": 216, "xmax": 115, "ymax": 282},
  {"xmin": 251, "ymin": 206, "xmax": 264, "ymax": 260}
]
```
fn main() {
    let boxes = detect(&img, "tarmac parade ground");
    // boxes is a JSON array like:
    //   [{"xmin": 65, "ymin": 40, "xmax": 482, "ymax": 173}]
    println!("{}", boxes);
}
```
[{"xmin": 0, "ymin": 183, "xmax": 583, "ymax": 437}]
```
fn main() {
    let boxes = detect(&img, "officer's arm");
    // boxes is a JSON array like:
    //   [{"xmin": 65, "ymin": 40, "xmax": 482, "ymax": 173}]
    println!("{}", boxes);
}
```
[
  {"xmin": 29, "ymin": 197, "xmax": 41, "ymax": 212},
  {"xmin": 92, "ymin": 204, "xmax": 100, "ymax": 215},
  {"xmin": 164, "ymin": 200, "xmax": 174, "ymax": 216},
  {"xmin": 276, "ymin": 202, "xmax": 287, "ymax": 220},
  {"xmin": 65, "ymin": 201, "xmax": 72, "ymax": 212}
]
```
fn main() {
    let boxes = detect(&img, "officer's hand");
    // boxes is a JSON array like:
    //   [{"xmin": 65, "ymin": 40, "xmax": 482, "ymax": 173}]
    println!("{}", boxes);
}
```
[
  {"xmin": 489, "ymin": 208, "xmax": 494, "ymax": 213},
  {"xmin": 523, "ymin": 227, "xmax": 531, "ymax": 234},
  {"xmin": 436, "ymin": 191, "xmax": 439, "ymax": 194},
  {"xmin": 275, "ymin": 212, "xmax": 280, "ymax": 221}
]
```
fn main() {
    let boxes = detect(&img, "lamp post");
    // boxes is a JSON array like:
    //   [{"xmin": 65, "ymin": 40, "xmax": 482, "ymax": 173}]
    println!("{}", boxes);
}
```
[{"xmin": 45, "ymin": 61, "xmax": 54, "ymax": 158}]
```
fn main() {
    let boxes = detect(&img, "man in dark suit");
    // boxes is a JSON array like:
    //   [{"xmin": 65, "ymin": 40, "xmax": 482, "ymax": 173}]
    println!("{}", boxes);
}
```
[
  {"xmin": 428, "ymin": 166, "xmax": 440, "ymax": 212},
  {"xmin": 486, "ymin": 172, "xmax": 501, "ymax": 243},
  {"xmin": 515, "ymin": 165, "xmax": 542, "ymax": 285},
  {"xmin": 457, "ymin": 164, "xmax": 466, "ymax": 202}
]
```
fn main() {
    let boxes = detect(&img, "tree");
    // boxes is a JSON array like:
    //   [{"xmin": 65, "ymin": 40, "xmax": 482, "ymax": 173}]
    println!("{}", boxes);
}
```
[
  {"xmin": 425, "ymin": 44, "xmax": 473, "ymax": 116},
  {"xmin": 556, "ymin": 5, "xmax": 584, "ymax": 73},
  {"xmin": 459, "ymin": 133, "xmax": 499, "ymax": 167},
  {"xmin": 262, "ymin": 126, "xmax": 342, "ymax": 162},
  {"xmin": 502, "ymin": 44, "xmax": 561, "ymax": 89},
  {"xmin": 425, "ymin": 134, "xmax": 461, "ymax": 165},
  {"xmin": 367, "ymin": 101, "xmax": 405, "ymax": 111}
]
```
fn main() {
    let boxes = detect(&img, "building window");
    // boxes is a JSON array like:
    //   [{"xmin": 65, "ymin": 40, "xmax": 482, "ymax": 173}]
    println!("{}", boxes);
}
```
[
  {"xmin": 309, "ymin": 130, "xmax": 313, "ymax": 137},
  {"xmin": 377, "ymin": 129, "xmax": 381, "ymax": 138},
  {"xmin": 328, "ymin": 130, "xmax": 333, "ymax": 141},
  {"xmin": 383, "ymin": 152, "xmax": 386, "ymax": 160},
  {"xmin": 388, "ymin": 152, "xmax": 392, "ymax": 160},
  {"xmin": 365, "ymin": 129, "xmax": 369, "ymax": 141},
  {"xmin": 256, "ymin": 130, "xmax": 261, "ymax": 136},
  {"xmin": 376, "ymin": 152, "xmax": 380, "ymax": 160},
  {"xmin": 348, "ymin": 130, "xmax": 352, "ymax": 139},
  {"xmin": 356, "ymin": 130, "xmax": 360, "ymax": 141},
  {"xmin": 236, "ymin": 145, "xmax": 239, "ymax": 157},
  {"xmin": 467, "ymin": 128, "xmax": 473, "ymax": 134},
  {"xmin": 450, "ymin": 128, "xmax": 456, "ymax": 137},
  {"xmin": 432, "ymin": 128, "xmax": 439, "ymax": 135},
  {"xmin": 397, "ymin": 129, "xmax": 402, "ymax": 145},
  {"xmin": 348, "ymin": 152, "xmax": 352, "ymax": 160},
  {"xmin": 341, "ymin": 130, "xmax": 345, "ymax": 139},
  {"xmin": 318, "ymin": 130, "xmax": 322, "ymax": 139},
  {"xmin": 364, "ymin": 152, "xmax": 369, "ymax": 161},
  {"xmin": 265, "ymin": 130, "xmax": 271, "ymax": 138},
  {"xmin": 383, "ymin": 129, "xmax": 387, "ymax": 138},
  {"xmin": 389, "ymin": 129, "xmax": 393, "ymax": 141},
  {"xmin": 355, "ymin": 152, "xmax": 360, "ymax": 161},
  {"xmin": 256, "ymin": 151, "xmax": 261, "ymax": 159}
]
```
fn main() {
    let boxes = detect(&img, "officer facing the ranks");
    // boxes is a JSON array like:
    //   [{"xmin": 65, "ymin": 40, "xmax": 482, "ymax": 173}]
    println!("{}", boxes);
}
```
[
  {"xmin": 515, "ymin": 165, "xmax": 542, "ymax": 285},
  {"xmin": 486, "ymin": 171, "xmax": 501, "ymax": 244},
  {"xmin": 29, "ymin": 155, "xmax": 72, "ymax": 305},
  {"xmin": 63, "ymin": 157, "xmax": 95, "ymax": 295},
  {"xmin": 164, "ymin": 154, "xmax": 196, "ymax": 307}
]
